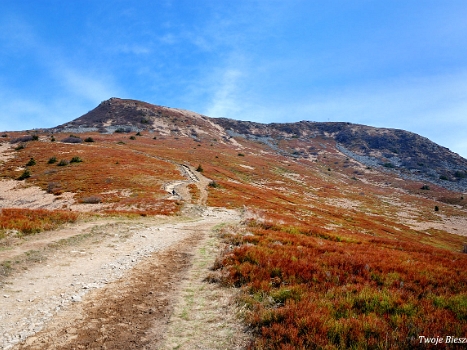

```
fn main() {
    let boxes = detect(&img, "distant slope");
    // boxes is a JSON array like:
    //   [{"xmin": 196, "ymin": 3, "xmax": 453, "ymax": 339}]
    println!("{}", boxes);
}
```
[{"xmin": 214, "ymin": 118, "xmax": 467, "ymax": 191}]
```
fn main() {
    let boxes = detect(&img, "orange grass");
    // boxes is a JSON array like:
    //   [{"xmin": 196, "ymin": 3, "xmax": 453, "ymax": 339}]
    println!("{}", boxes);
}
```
[
  {"xmin": 0, "ymin": 133, "xmax": 183, "ymax": 210},
  {"xmin": 0, "ymin": 208, "xmax": 78, "ymax": 236},
  {"xmin": 219, "ymin": 217, "xmax": 467, "ymax": 349},
  {"xmin": 2, "ymin": 131, "xmax": 467, "ymax": 348},
  {"xmin": 187, "ymin": 183, "xmax": 200, "ymax": 204}
]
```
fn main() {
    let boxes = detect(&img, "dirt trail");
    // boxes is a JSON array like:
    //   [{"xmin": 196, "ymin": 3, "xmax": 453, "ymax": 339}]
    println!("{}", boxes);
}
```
[
  {"xmin": 165, "ymin": 164, "xmax": 210, "ymax": 205},
  {"xmin": 0, "ymin": 207, "xmax": 241, "ymax": 350}
]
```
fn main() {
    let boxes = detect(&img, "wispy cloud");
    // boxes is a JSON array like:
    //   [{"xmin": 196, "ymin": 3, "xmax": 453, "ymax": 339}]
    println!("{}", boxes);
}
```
[
  {"xmin": 0, "ymin": 14, "xmax": 123, "ymax": 128},
  {"xmin": 205, "ymin": 68, "xmax": 244, "ymax": 119},
  {"xmin": 56, "ymin": 66, "xmax": 121, "ymax": 103},
  {"xmin": 0, "ymin": 89, "xmax": 86, "ymax": 130},
  {"xmin": 116, "ymin": 44, "xmax": 151, "ymax": 55}
]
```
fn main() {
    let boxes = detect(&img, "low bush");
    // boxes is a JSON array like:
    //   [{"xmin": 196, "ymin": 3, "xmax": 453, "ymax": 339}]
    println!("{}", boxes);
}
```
[
  {"xmin": 80, "ymin": 196, "xmax": 102, "ymax": 204},
  {"xmin": 48, "ymin": 156, "xmax": 57, "ymax": 164},
  {"xmin": 61, "ymin": 136, "xmax": 83, "ymax": 144},
  {"xmin": 70, "ymin": 156, "xmax": 83, "ymax": 163},
  {"xmin": 208, "ymin": 180, "xmax": 220, "ymax": 188},
  {"xmin": 26, "ymin": 158, "xmax": 36, "ymax": 166},
  {"xmin": 10, "ymin": 135, "xmax": 35, "ymax": 144},
  {"xmin": 57, "ymin": 159, "xmax": 69, "ymax": 166},
  {"xmin": 218, "ymin": 218, "xmax": 467, "ymax": 349},
  {"xmin": 47, "ymin": 182, "xmax": 62, "ymax": 195},
  {"xmin": 84, "ymin": 137, "xmax": 94, "ymax": 142},
  {"xmin": 17, "ymin": 170, "xmax": 31, "ymax": 180}
]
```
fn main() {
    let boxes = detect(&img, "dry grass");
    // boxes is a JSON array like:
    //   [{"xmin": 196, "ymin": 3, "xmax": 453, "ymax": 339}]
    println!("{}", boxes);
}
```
[
  {"xmin": 218, "ymin": 217, "xmax": 467, "ymax": 349},
  {"xmin": 0, "ymin": 133, "xmax": 183, "ymax": 211},
  {"xmin": 187, "ymin": 183, "xmax": 200, "ymax": 204},
  {"xmin": 0, "ymin": 208, "xmax": 78, "ymax": 238}
]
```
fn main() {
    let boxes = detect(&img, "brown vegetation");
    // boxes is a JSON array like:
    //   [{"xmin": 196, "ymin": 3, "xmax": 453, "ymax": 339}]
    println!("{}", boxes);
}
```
[{"xmin": 0, "ymin": 208, "xmax": 78, "ymax": 238}]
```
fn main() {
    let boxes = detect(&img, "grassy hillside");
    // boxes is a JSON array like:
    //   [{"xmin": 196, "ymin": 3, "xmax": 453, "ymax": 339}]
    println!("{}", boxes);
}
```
[{"xmin": 1, "ymin": 127, "xmax": 467, "ymax": 348}]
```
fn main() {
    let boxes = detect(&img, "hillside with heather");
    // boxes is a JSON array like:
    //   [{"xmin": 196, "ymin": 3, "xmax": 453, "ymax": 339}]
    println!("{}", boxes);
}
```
[{"xmin": 1, "ymin": 98, "xmax": 467, "ymax": 349}]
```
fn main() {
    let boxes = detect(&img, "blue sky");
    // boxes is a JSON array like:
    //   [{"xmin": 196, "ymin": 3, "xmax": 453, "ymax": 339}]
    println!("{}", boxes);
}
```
[{"xmin": 1, "ymin": 1, "xmax": 467, "ymax": 158}]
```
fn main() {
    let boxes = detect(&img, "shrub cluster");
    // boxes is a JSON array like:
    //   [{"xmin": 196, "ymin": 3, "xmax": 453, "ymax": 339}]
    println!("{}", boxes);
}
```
[
  {"xmin": 61, "ymin": 136, "xmax": 83, "ymax": 144},
  {"xmin": 57, "ymin": 159, "xmax": 69, "ymax": 166},
  {"xmin": 208, "ymin": 180, "xmax": 220, "ymax": 188},
  {"xmin": 17, "ymin": 170, "xmax": 31, "ymax": 180},
  {"xmin": 54, "ymin": 156, "xmax": 82, "ymax": 166},
  {"xmin": 26, "ymin": 158, "xmax": 36, "ymax": 166},
  {"xmin": 80, "ymin": 196, "xmax": 102, "ymax": 204},
  {"xmin": 10, "ymin": 135, "xmax": 38, "ymax": 144}
]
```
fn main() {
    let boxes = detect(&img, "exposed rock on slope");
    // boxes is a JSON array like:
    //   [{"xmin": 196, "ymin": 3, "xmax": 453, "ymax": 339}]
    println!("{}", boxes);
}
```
[{"xmin": 214, "ymin": 119, "xmax": 467, "ymax": 191}]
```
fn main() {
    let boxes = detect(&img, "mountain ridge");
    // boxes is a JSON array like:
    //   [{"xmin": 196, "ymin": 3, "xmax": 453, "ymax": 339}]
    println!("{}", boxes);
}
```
[{"xmin": 51, "ymin": 97, "xmax": 467, "ymax": 192}]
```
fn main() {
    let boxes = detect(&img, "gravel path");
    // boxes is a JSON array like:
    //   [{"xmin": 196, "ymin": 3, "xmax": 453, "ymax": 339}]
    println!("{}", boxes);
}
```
[{"xmin": 0, "ymin": 207, "xmax": 240, "ymax": 349}]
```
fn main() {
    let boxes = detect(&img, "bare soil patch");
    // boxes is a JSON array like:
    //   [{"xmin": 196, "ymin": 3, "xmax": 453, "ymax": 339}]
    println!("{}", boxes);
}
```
[{"xmin": 0, "ymin": 180, "xmax": 75, "ymax": 210}]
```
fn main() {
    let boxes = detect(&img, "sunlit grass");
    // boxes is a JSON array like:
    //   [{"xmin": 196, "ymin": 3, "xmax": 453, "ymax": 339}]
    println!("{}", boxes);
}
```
[{"xmin": 0, "ymin": 208, "xmax": 78, "ymax": 237}]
